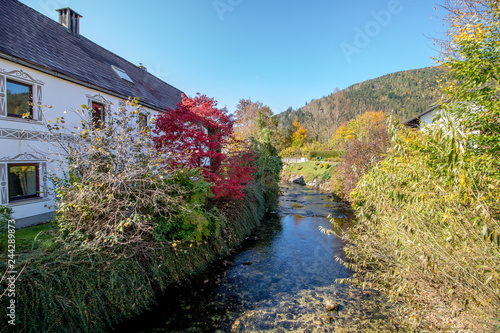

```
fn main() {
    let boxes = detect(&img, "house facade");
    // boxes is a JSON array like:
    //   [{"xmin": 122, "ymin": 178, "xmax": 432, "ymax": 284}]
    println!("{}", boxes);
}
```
[{"xmin": 0, "ymin": 0, "xmax": 183, "ymax": 227}]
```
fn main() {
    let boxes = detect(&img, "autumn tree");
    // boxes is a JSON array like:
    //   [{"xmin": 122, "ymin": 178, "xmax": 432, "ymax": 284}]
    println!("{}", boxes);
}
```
[
  {"xmin": 332, "ymin": 111, "xmax": 386, "ymax": 150},
  {"xmin": 303, "ymin": 88, "xmax": 353, "ymax": 142},
  {"xmin": 332, "ymin": 122, "xmax": 349, "ymax": 150},
  {"xmin": 233, "ymin": 98, "xmax": 289, "ymax": 154},
  {"xmin": 234, "ymin": 99, "xmax": 273, "ymax": 141},
  {"xmin": 154, "ymin": 94, "xmax": 257, "ymax": 200},
  {"xmin": 329, "ymin": 111, "xmax": 389, "ymax": 199},
  {"xmin": 290, "ymin": 117, "xmax": 308, "ymax": 148},
  {"xmin": 232, "ymin": 98, "xmax": 283, "ymax": 195}
]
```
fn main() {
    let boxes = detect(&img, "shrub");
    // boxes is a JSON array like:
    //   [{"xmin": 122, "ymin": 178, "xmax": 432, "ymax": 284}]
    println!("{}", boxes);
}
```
[
  {"xmin": 307, "ymin": 150, "xmax": 344, "ymax": 160},
  {"xmin": 279, "ymin": 146, "xmax": 307, "ymax": 158},
  {"xmin": 327, "ymin": 113, "xmax": 390, "ymax": 201},
  {"xmin": 46, "ymin": 98, "xmax": 209, "ymax": 248},
  {"xmin": 151, "ymin": 168, "xmax": 217, "ymax": 242},
  {"xmin": 0, "ymin": 205, "xmax": 12, "ymax": 233}
]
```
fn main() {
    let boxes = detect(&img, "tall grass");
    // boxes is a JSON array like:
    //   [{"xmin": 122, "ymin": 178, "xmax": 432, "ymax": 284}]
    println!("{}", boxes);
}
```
[
  {"xmin": 335, "ymin": 111, "xmax": 500, "ymax": 331},
  {"xmin": 0, "ymin": 183, "xmax": 270, "ymax": 332}
]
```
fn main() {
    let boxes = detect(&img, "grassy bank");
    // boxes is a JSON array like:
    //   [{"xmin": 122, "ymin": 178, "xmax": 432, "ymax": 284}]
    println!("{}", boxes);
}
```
[
  {"xmin": 281, "ymin": 160, "xmax": 336, "ymax": 184},
  {"xmin": 0, "ymin": 183, "xmax": 276, "ymax": 332}
]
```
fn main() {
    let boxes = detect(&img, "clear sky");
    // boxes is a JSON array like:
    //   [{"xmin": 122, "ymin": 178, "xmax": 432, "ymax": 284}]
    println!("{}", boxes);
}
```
[{"xmin": 20, "ymin": 0, "xmax": 445, "ymax": 114}]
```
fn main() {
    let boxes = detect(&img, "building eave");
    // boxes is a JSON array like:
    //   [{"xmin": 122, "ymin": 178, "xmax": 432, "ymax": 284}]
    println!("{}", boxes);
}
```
[{"xmin": 403, "ymin": 104, "xmax": 441, "ymax": 126}]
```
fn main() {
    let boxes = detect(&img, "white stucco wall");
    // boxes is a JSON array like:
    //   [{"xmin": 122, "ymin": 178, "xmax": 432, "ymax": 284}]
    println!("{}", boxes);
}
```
[
  {"xmin": 419, "ymin": 110, "xmax": 437, "ymax": 130},
  {"xmin": 0, "ymin": 58, "xmax": 162, "ymax": 225}
]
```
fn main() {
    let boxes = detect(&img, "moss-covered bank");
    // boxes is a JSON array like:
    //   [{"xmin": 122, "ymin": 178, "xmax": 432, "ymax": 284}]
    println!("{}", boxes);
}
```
[{"xmin": 0, "ymin": 183, "xmax": 275, "ymax": 332}]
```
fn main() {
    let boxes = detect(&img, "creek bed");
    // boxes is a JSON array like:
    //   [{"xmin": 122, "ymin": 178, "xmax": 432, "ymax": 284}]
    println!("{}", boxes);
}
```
[{"xmin": 116, "ymin": 184, "xmax": 399, "ymax": 332}]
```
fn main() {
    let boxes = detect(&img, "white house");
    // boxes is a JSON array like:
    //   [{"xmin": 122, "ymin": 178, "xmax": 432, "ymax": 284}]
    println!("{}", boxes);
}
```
[
  {"xmin": 404, "ymin": 105, "xmax": 440, "ymax": 130},
  {"xmin": 0, "ymin": 0, "xmax": 183, "ymax": 227}
]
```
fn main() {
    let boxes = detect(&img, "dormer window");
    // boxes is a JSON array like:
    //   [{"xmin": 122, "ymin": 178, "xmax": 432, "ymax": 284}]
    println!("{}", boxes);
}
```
[{"xmin": 111, "ymin": 65, "xmax": 133, "ymax": 83}]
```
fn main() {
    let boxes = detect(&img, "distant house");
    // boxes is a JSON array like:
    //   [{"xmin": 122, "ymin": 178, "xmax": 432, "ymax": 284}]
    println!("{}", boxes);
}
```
[
  {"xmin": 404, "ymin": 105, "xmax": 441, "ymax": 129},
  {"xmin": 0, "ymin": 0, "xmax": 183, "ymax": 227}
]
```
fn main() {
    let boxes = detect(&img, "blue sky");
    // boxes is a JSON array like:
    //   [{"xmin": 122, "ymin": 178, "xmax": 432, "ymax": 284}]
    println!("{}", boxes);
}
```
[{"xmin": 21, "ymin": 0, "xmax": 445, "ymax": 114}]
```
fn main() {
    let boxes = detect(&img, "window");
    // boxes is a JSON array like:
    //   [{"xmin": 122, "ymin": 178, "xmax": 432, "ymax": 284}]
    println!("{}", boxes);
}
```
[
  {"xmin": 8, "ymin": 164, "xmax": 39, "ymax": 202},
  {"xmin": 91, "ymin": 101, "xmax": 105, "ymax": 128},
  {"xmin": 138, "ymin": 113, "xmax": 148, "ymax": 131},
  {"xmin": 111, "ymin": 65, "xmax": 134, "ymax": 83},
  {"xmin": 6, "ymin": 80, "xmax": 32, "ymax": 118}
]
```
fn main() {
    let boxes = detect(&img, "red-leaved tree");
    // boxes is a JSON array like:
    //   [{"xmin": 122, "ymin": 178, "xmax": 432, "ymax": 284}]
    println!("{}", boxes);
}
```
[{"xmin": 153, "ymin": 94, "xmax": 257, "ymax": 200}]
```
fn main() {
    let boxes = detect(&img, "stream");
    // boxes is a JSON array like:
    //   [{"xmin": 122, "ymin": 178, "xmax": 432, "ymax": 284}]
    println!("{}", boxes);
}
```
[{"xmin": 118, "ymin": 184, "xmax": 399, "ymax": 332}]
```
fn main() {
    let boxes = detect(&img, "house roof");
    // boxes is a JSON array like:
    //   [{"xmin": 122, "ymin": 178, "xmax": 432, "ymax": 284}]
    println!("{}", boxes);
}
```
[
  {"xmin": 404, "ymin": 104, "xmax": 440, "ymax": 128},
  {"xmin": 0, "ymin": 0, "xmax": 183, "ymax": 111}
]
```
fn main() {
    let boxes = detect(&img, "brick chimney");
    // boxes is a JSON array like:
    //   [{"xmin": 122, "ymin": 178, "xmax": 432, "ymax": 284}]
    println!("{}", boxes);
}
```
[{"xmin": 56, "ymin": 8, "xmax": 82, "ymax": 35}]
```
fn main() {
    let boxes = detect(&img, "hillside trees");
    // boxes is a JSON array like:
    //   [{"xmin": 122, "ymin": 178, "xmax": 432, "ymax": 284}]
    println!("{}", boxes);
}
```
[{"xmin": 276, "ymin": 67, "xmax": 444, "ymax": 143}]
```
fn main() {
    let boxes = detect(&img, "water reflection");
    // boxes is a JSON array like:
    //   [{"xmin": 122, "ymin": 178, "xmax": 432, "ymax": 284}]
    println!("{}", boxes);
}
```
[
  {"xmin": 117, "ymin": 184, "xmax": 398, "ymax": 333},
  {"xmin": 216, "ymin": 215, "xmax": 351, "ymax": 307}
]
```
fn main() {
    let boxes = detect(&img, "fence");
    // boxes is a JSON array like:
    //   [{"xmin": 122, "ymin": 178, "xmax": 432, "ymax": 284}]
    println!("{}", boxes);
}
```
[{"xmin": 282, "ymin": 157, "xmax": 308, "ymax": 164}]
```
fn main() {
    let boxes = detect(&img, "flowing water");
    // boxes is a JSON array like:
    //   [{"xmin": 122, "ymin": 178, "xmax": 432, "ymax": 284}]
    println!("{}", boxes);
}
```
[{"xmin": 119, "ymin": 184, "xmax": 399, "ymax": 332}]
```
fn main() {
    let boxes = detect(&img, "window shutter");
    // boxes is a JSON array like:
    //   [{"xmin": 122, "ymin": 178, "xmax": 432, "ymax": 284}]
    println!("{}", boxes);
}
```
[
  {"xmin": 0, "ymin": 163, "xmax": 7, "ymax": 204},
  {"xmin": 0, "ymin": 75, "xmax": 6, "ymax": 117},
  {"xmin": 36, "ymin": 84, "xmax": 43, "ymax": 121}
]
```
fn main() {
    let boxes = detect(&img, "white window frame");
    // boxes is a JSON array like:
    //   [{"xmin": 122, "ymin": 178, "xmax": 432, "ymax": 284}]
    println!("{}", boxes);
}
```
[
  {"xmin": 0, "ymin": 153, "xmax": 47, "ymax": 205},
  {"xmin": 86, "ymin": 94, "xmax": 111, "ymax": 128},
  {"xmin": 0, "ymin": 69, "xmax": 44, "ymax": 121}
]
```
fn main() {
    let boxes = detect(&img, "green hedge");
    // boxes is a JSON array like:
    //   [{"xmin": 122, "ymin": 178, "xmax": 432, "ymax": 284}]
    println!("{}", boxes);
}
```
[{"xmin": 307, "ymin": 150, "xmax": 345, "ymax": 160}]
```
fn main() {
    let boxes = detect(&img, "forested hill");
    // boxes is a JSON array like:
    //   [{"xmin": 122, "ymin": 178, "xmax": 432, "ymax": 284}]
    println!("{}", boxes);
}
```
[{"xmin": 276, "ymin": 66, "xmax": 446, "ymax": 142}]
